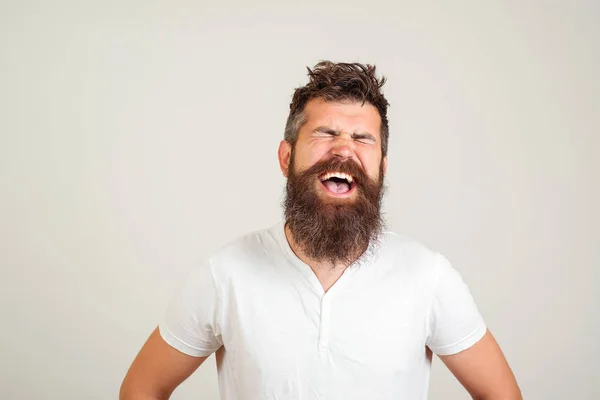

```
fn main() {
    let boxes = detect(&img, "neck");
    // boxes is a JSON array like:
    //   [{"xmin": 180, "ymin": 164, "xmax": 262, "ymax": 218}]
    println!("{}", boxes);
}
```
[{"xmin": 284, "ymin": 223, "xmax": 362, "ymax": 292}]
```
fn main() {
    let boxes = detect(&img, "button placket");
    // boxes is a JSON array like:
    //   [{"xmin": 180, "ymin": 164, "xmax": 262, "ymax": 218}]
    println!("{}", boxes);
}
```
[{"xmin": 318, "ymin": 295, "xmax": 331, "ymax": 350}]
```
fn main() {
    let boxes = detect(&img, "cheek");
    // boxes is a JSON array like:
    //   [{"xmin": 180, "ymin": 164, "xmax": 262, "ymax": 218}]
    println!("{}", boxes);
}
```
[
  {"xmin": 296, "ymin": 144, "xmax": 329, "ymax": 168},
  {"xmin": 357, "ymin": 152, "xmax": 382, "ymax": 179}
]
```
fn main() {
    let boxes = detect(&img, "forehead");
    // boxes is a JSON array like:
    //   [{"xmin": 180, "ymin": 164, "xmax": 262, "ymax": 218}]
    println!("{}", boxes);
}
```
[{"xmin": 301, "ymin": 98, "xmax": 382, "ymax": 138}]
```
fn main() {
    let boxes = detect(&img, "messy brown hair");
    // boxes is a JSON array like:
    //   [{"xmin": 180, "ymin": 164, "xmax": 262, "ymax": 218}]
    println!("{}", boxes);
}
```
[{"xmin": 284, "ymin": 61, "xmax": 390, "ymax": 155}]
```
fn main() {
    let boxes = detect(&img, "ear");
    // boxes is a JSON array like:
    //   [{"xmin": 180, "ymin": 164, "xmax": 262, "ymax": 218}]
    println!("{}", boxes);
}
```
[
  {"xmin": 382, "ymin": 155, "xmax": 388, "ymax": 175},
  {"xmin": 278, "ymin": 140, "xmax": 292, "ymax": 178}
]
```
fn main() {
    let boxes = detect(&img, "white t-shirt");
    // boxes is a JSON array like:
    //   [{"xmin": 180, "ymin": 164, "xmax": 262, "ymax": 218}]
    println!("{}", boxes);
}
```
[{"xmin": 159, "ymin": 221, "xmax": 486, "ymax": 399}]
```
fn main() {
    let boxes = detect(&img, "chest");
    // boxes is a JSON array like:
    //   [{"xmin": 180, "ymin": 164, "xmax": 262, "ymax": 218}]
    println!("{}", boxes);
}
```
[{"xmin": 220, "ymin": 267, "xmax": 430, "ymax": 382}]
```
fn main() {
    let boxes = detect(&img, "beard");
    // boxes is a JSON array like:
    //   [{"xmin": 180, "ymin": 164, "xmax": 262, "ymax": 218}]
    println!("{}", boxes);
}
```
[{"xmin": 283, "ymin": 152, "xmax": 386, "ymax": 266}]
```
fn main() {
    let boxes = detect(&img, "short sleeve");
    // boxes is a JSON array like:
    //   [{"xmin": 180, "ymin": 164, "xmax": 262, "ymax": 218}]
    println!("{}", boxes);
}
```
[
  {"xmin": 158, "ymin": 261, "xmax": 222, "ymax": 357},
  {"xmin": 426, "ymin": 254, "xmax": 487, "ymax": 356}
]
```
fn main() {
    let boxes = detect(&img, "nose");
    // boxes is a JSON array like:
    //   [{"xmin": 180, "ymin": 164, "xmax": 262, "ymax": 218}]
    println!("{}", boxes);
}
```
[{"xmin": 331, "ymin": 135, "xmax": 355, "ymax": 161}]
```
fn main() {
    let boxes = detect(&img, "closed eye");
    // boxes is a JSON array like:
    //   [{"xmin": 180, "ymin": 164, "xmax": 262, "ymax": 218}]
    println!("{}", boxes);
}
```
[
  {"xmin": 353, "ymin": 134, "xmax": 376, "ymax": 145},
  {"xmin": 312, "ymin": 127, "xmax": 377, "ymax": 144},
  {"xmin": 313, "ymin": 127, "xmax": 338, "ymax": 137}
]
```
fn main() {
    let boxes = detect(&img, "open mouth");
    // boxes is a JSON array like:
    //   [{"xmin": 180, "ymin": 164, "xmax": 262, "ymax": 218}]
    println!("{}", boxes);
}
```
[{"xmin": 319, "ymin": 171, "xmax": 356, "ymax": 196}]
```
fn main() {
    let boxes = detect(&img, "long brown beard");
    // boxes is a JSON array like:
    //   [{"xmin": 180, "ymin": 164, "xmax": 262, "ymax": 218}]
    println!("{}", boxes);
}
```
[{"xmin": 283, "ymin": 153, "xmax": 386, "ymax": 266}]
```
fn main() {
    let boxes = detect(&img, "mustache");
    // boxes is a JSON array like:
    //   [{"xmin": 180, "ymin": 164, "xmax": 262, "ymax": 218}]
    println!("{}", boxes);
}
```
[{"xmin": 295, "ymin": 157, "xmax": 369, "ymax": 184}]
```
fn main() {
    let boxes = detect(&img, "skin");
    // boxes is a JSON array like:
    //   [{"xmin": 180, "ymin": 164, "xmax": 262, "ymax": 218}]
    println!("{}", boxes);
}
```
[
  {"xmin": 279, "ymin": 98, "xmax": 387, "ymax": 201},
  {"xmin": 120, "ymin": 98, "xmax": 522, "ymax": 399},
  {"xmin": 439, "ymin": 331, "xmax": 523, "ymax": 400},
  {"xmin": 120, "ymin": 328, "xmax": 207, "ymax": 400}
]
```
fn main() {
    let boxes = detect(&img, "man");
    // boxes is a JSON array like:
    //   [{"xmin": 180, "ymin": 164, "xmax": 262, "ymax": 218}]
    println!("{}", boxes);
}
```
[{"xmin": 120, "ymin": 61, "xmax": 522, "ymax": 399}]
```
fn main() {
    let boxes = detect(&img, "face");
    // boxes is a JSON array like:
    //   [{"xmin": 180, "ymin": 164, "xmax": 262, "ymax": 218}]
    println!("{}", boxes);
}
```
[
  {"xmin": 279, "ymin": 99, "xmax": 388, "ymax": 265},
  {"xmin": 279, "ymin": 98, "xmax": 387, "ymax": 197}
]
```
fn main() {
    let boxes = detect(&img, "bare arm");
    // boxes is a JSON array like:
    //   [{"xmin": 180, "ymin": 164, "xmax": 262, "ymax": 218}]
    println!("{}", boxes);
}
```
[
  {"xmin": 438, "ymin": 330, "xmax": 522, "ymax": 400},
  {"xmin": 120, "ymin": 327, "xmax": 211, "ymax": 400}
]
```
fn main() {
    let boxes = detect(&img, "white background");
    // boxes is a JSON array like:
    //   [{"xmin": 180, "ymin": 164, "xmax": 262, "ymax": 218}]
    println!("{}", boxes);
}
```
[{"xmin": 1, "ymin": 1, "xmax": 598, "ymax": 399}]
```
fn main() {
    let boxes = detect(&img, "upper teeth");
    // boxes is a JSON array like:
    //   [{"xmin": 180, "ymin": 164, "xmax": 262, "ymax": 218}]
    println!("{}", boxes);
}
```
[{"xmin": 321, "ymin": 172, "xmax": 353, "ymax": 183}]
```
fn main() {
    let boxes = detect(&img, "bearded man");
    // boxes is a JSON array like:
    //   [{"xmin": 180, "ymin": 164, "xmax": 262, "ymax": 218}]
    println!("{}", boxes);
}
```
[{"xmin": 121, "ymin": 61, "xmax": 522, "ymax": 400}]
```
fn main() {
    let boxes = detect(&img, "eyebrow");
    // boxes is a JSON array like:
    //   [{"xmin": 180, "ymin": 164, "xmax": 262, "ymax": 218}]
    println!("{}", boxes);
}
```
[{"xmin": 313, "ymin": 126, "xmax": 377, "ymax": 142}]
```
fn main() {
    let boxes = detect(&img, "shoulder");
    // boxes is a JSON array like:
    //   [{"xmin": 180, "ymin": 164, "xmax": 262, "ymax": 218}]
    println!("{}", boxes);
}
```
[{"xmin": 204, "ymin": 223, "xmax": 283, "ymax": 278}]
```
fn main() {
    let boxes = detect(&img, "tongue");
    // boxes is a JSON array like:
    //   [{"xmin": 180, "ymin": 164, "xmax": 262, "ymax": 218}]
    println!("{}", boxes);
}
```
[{"xmin": 324, "ymin": 180, "xmax": 350, "ymax": 194}]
